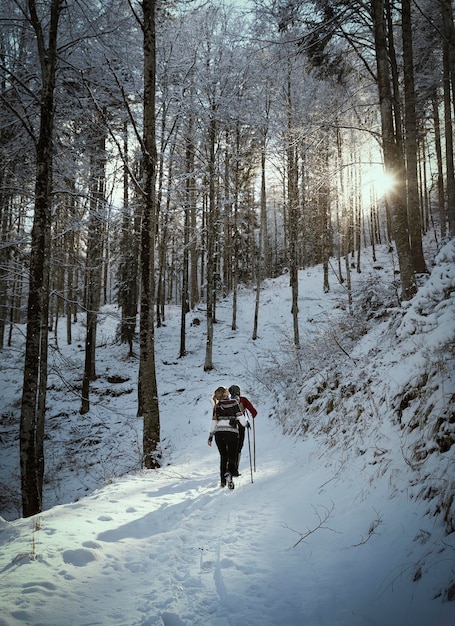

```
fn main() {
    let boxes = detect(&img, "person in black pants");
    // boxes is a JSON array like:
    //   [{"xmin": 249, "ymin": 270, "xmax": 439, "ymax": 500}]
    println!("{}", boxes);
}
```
[
  {"xmin": 207, "ymin": 387, "xmax": 244, "ymax": 489},
  {"xmin": 229, "ymin": 385, "xmax": 257, "ymax": 473}
]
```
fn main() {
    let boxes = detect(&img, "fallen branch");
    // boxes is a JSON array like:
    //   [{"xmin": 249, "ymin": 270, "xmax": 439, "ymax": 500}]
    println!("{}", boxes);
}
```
[
  {"xmin": 352, "ymin": 508, "xmax": 382, "ymax": 546},
  {"xmin": 285, "ymin": 501, "xmax": 339, "ymax": 548}
]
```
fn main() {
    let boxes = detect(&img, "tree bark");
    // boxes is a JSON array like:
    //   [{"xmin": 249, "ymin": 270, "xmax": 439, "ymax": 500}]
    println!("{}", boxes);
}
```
[
  {"xmin": 442, "ymin": 41, "xmax": 455, "ymax": 236},
  {"xmin": 20, "ymin": 0, "xmax": 63, "ymax": 518},
  {"xmin": 401, "ymin": 0, "xmax": 427, "ymax": 273},
  {"xmin": 118, "ymin": 121, "xmax": 138, "ymax": 356},
  {"xmin": 179, "ymin": 122, "xmax": 194, "ymax": 358},
  {"xmin": 140, "ymin": 0, "xmax": 160, "ymax": 469},
  {"xmin": 81, "ymin": 119, "xmax": 106, "ymax": 414},
  {"xmin": 431, "ymin": 90, "xmax": 446, "ymax": 239},
  {"xmin": 286, "ymin": 65, "xmax": 300, "ymax": 347},
  {"xmin": 204, "ymin": 114, "xmax": 216, "ymax": 371},
  {"xmin": 371, "ymin": 0, "xmax": 416, "ymax": 300},
  {"xmin": 253, "ymin": 126, "xmax": 268, "ymax": 341}
]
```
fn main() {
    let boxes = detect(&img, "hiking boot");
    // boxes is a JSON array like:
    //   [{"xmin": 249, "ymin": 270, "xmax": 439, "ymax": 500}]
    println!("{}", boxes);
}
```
[{"xmin": 224, "ymin": 472, "xmax": 234, "ymax": 490}]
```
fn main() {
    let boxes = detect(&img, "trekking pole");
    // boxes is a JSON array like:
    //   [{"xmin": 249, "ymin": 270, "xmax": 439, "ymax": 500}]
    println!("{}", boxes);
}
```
[
  {"xmin": 252, "ymin": 416, "xmax": 256, "ymax": 472},
  {"xmin": 246, "ymin": 422, "xmax": 253, "ymax": 483}
]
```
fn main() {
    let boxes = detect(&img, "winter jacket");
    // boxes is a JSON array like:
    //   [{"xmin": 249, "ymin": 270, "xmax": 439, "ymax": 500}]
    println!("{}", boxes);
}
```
[
  {"xmin": 237, "ymin": 396, "xmax": 257, "ymax": 419},
  {"xmin": 209, "ymin": 398, "xmax": 245, "ymax": 439}
]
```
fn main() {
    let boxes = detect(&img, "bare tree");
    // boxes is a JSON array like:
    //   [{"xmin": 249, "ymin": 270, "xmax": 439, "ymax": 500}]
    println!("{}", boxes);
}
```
[
  {"xmin": 286, "ymin": 58, "xmax": 300, "ymax": 347},
  {"xmin": 401, "ymin": 0, "xmax": 427, "ymax": 274},
  {"xmin": 118, "ymin": 121, "xmax": 140, "ymax": 356},
  {"xmin": 139, "ymin": 0, "xmax": 160, "ymax": 468},
  {"xmin": 371, "ymin": 0, "xmax": 416, "ymax": 300},
  {"xmin": 204, "ymin": 111, "xmax": 216, "ymax": 372},
  {"xmin": 81, "ymin": 113, "xmax": 107, "ymax": 414},
  {"xmin": 20, "ymin": 0, "xmax": 64, "ymax": 517},
  {"xmin": 440, "ymin": 0, "xmax": 455, "ymax": 235}
]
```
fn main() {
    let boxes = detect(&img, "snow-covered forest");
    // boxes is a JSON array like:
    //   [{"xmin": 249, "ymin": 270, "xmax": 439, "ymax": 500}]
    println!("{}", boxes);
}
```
[{"xmin": 0, "ymin": 2, "xmax": 455, "ymax": 619}]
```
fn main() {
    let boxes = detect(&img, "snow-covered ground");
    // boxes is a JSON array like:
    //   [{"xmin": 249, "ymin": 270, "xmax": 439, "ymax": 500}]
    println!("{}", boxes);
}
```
[{"xmin": 0, "ymin": 237, "xmax": 454, "ymax": 626}]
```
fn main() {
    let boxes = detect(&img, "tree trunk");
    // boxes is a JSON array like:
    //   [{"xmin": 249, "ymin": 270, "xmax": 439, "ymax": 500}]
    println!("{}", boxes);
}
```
[
  {"xmin": 190, "ymin": 199, "xmax": 199, "ymax": 309},
  {"xmin": 118, "ymin": 121, "xmax": 139, "ymax": 355},
  {"xmin": 231, "ymin": 125, "xmax": 241, "ymax": 332},
  {"xmin": 401, "ymin": 0, "xmax": 427, "ymax": 273},
  {"xmin": 0, "ymin": 179, "xmax": 11, "ymax": 350},
  {"xmin": 442, "ymin": 41, "xmax": 455, "ymax": 236},
  {"xmin": 440, "ymin": 0, "xmax": 455, "ymax": 105},
  {"xmin": 286, "ymin": 67, "xmax": 300, "ymax": 347},
  {"xmin": 186, "ymin": 112, "xmax": 199, "ymax": 311},
  {"xmin": 371, "ymin": 0, "xmax": 416, "ymax": 300},
  {"xmin": 319, "ymin": 139, "xmax": 331, "ymax": 292},
  {"xmin": 20, "ymin": 0, "xmax": 63, "ymax": 518},
  {"xmin": 223, "ymin": 131, "xmax": 232, "ymax": 292},
  {"xmin": 204, "ymin": 115, "xmax": 216, "ymax": 371},
  {"xmin": 431, "ymin": 90, "xmax": 446, "ymax": 239},
  {"xmin": 140, "ymin": 0, "xmax": 160, "ymax": 469},
  {"xmin": 179, "ymin": 125, "xmax": 194, "ymax": 358},
  {"xmin": 253, "ymin": 128, "xmax": 268, "ymax": 341},
  {"xmin": 81, "ymin": 119, "xmax": 106, "ymax": 415}
]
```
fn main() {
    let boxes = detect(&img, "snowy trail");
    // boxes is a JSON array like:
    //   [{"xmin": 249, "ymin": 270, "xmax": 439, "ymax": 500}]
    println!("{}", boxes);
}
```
[
  {"xmin": 38, "ymin": 453, "xmax": 294, "ymax": 625},
  {"xmin": 2, "ymin": 393, "xmax": 326, "ymax": 626},
  {"xmin": 1, "ymin": 397, "xmax": 453, "ymax": 625}
]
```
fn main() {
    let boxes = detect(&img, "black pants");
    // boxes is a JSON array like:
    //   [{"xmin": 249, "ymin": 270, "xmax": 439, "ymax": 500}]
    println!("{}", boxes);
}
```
[{"xmin": 215, "ymin": 431, "xmax": 239, "ymax": 483}]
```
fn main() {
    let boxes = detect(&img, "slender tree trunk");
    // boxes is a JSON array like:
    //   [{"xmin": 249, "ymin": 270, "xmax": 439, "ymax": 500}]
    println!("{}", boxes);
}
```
[
  {"xmin": 0, "ymin": 182, "xmax": 11, "ymax": 349},
  {"xmin": 81, "ymin": 120, "xmax": 106, "ymax": 414},
  {"xmin": 440, "ymin": 0, "xmax": 455, "ymax": 105},
  {"xmin": 20, "ymin": 0, "xmax": 63, "ymax": 518},
  {"xmin": 204, "ymin": 114, "xmax": 216, "ymax": 371},
  {"xmin": 253, "ymin": 128, "xmax": 268, "ymax": 341},
  {"xmin": 385, "ymin": 0, "xmax": 403, "ymax": 150},
  {"xmin": 231, "ymin": 230, "xmax": 239, "ymax": 331},
  {"xmin": 261, "ymin": 89, "xmax": 271, "ymax": 278},
  {"xmin": 286, "ymin": 63, "xmax": 300, "ymax": 347},
  {"xmin": 36, "ymin": 220, "xmax": 50, "ymax": 496},
  {"xmin": 437, "ymin": 0, "xmax": 455, "ymax": 234},
  {"xmin": 187, "ymin": 111, "xmax": 199, "ymax": 311},
  {"xmin": 355, "ymin": 165, "xmax": 361, "ymax": 273},
  {"xmin": 443, "ymin": 42, "xmax": 455, "ymax": 235},
  {"xmin": 431, "ymin": 90, "xmax": 446, "ymax": 239},
  {"xmin": 340, "ymin": 136, "xmax": 353, "ymax": 311},
  {"xmin": 179, "ymin": 205, "xmax": 189, "ymax": 358},
  {"xmin": 223, "ymin": 130, "xmax": 232, "ymax": 292},
  {"xmin": 231, "ymin": 126, "xmax": 240, "ymax": 331},
  {"xmin": 156, "ymin": 140, "xmax": 176, "ymax": 327},
  {"xmin": 418, "ymin": 137, "xmax": 429, "ymax": 234},
  {"xmin": 119, "ymin": 121, "xmax": 138, "ymax": 355},
  {"xmin": 140, "ymin": 0, "xmax": 160, "ymax": 468},
  {"xmin": 179, "ymin": 126, "xmax": 194, "ymax": 358},
  {"xmin": 66, "ymin": 231, "xmax": 73, "ymax": 346},
  {"xmin": 319, "ymin": 138, "xmax": 331, "ymax": 291},
  {"xmin": 190, "ymin": 201, "xmax": 199, "ymax": 309}
]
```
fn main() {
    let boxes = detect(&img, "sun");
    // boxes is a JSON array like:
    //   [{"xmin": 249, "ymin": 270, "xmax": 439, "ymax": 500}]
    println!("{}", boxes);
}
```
[{"xmin": 371, "ymin": 167, "xmax": 395, "ymax": 198}]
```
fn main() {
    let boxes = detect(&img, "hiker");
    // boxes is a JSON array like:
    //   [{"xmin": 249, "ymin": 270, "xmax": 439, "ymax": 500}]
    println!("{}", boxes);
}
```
[
  {"xmin": 229, "ymin": 384, "xmax": 257, "ymax": 472},
  {"xmin": 207, "ymin": 386, "xmax": 245, "ymax": 489}
]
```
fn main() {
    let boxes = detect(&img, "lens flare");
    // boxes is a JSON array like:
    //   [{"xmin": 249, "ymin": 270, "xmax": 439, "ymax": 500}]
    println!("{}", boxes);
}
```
[{"xmin": 372, "ymin": 168, "xmax": 395, "ymax": 198}]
